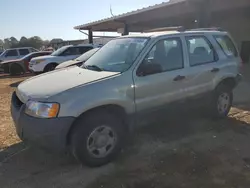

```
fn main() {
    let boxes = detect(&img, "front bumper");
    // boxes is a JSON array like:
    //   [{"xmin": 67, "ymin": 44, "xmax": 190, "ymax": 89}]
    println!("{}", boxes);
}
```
[
  {"xmin": 28, "ymin": 64, "xmax": 37, "ymax": 72},
  {"xmin": 11, "ymin": 92, "xmax": 75, "ymax": 151},
  {"xmin": 29, "ymin": 63, "xmax": 44, "ymax": 73}
]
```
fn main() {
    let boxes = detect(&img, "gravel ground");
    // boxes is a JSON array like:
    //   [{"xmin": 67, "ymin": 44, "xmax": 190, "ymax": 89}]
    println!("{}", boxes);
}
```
[{"xmin": 0, "ymin": 71, "xmax": 250, "ymax": 188}]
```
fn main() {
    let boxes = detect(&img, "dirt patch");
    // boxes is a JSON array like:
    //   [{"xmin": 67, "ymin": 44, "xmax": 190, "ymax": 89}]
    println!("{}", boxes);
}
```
[
  {"xmin": 87, "ymin": 118, "xmax": 250, "ymax": 188},
  {"xmin": 0, "ymin": 74, "xmax": 250, "ymax": 188},
  {"xmin": 0, "ymin": 75, "xmax": 30, "ymax": 149}
]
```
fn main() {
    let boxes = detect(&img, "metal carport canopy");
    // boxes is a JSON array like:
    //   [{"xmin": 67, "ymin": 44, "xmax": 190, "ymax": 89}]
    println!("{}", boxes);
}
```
[
  {"xmin": 74, "ymin": 0, "xmax": 191, "ymax": 32},
  {"xmin": 74, "ymin": 0, "xmax": 250, "ymax": 33}
]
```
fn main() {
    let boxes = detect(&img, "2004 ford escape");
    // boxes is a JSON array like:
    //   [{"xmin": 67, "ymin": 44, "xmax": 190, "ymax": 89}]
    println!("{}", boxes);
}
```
[{"xmin": 11, "ymin": 28, "xmax": 242, "ymax": 166}]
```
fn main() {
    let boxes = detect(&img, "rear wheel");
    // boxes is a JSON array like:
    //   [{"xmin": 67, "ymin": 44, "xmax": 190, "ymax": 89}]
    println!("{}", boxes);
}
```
[
  {"xmin": 209, "ymin": 85, "xmax": 233, "ymax": 118},
  {"xmin": 44, "ymin": 63, "xmax": 57, "ymax": 72},
  {"xmin": 70, "ymin": 111, "xmax": 125, "ymax": 167},
  {"xmin": 10, "ymin": 63, "xmax": 24, "ymax": 76}
]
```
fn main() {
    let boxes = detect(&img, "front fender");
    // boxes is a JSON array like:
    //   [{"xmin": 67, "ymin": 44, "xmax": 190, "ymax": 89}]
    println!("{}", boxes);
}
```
[
  {"xmin": 54, "ymin": 72, "xmax": 135, "ymax": 118},
  {"xmin": 212, "ymin": 73, "xmax": 238, "ymax": 90}
]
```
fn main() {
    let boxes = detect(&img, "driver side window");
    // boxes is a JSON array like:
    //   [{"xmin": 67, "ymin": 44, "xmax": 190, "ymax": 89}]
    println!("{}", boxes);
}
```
[
  {"xmin": 137, "ymin": 37, "xmax": 184, "ymax": 76},
  {"xmin": 61, "ymin": 47, "xmax": 78, "ymax": 56}
]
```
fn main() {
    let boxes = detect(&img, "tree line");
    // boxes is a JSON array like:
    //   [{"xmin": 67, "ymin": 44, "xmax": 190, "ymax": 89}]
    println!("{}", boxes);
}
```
[{"xmin": 0, "ymin": 37, "xmax": 63, "ymax": 50}]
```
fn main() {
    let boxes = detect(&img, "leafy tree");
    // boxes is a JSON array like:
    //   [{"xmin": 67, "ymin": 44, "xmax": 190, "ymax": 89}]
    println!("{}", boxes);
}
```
[
  {"xmin": 50, "ymin": 38, "xmax": 63, "ymax": 43},
  {"xmin": 0, "ymin": 39, "xmax": 4, "ymax": 46},
  {"xmin": 3, "ymin": 38, "xmax": 11, "ymax": 48},
  {"xmin": 28, "ymin": 36, "xmax": 43, "ymax": 49},
  {"xmin": 20, "ymin": 36, "xmax": 28, "ymax": 43},
  {"xmin": 10, "ymin": 37, "xmax": 18, "ymax": 45},
  {"xmin": 1, "ymin": 36, "xmax": 64, "ymax": 50},
  {"xmin": 0, "ymin": 40, "xmax": 4, "ymax": 52}
]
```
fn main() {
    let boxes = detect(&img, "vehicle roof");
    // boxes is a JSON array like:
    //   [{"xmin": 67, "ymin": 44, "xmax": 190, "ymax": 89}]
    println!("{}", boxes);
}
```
[
  {"xmin": 32, "ymin": 51, "xmax": 51, "ymax": 54},
  {"xmin": 5, "ymin": 47, "xmax": 34, "ymax": 50},
  {"xmin": 120, "ymin": 30, "xmax": 228, "ymax": 39},
  {"xmin": 62, "ymin": 44, "xmax": 100, "ymax": 48},
  {"xmin": 24, "ymin": 51, "xmax": 50, "ymax": 55}
]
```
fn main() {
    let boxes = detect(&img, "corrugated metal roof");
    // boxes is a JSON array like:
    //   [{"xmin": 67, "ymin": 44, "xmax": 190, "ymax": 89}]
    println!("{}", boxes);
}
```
[{"xmin": 74, "ymin": 0, "xmax": 186, "ymax": 30}]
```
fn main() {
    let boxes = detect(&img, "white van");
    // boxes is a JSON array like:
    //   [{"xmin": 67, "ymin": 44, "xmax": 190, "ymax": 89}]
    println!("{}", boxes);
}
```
[{"xmin": 29, "ymin": 44, "xmax": 101, "ymax": 74}]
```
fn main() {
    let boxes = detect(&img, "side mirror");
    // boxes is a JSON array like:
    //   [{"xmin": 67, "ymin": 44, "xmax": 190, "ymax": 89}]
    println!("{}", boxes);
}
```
[
  {"xmin": 137, "ymin": 61, "xmax": 162, "ymax": 76},
  {"xmin": 75, "ymin": 62, "xmax": 83, "ymax": 67}
]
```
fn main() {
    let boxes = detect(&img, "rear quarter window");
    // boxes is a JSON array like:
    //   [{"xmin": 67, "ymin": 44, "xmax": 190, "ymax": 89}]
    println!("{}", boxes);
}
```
[
  {"xmin": 19, "ymin": 49, "xmax": 30, "ymax": 55},
  {"xmin": 214, "ymin": 35, "xmax": 238, "ymax": 57}
]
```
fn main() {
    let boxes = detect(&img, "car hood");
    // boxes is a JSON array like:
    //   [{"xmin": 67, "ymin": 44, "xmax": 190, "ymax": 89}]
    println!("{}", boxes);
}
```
[
  {"xmin": 17, "ymin": 66, "xmax": 119, "ymax": 103},
  {"xmin": 56, "ymin": 60, "xmax": 80, "ymax": 69}
]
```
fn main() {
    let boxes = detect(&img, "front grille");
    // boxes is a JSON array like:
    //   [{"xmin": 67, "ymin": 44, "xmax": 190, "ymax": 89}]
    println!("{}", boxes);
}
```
[{"xmin": 12, "ymin": 91, "xmax": 24, "ymax": 108}]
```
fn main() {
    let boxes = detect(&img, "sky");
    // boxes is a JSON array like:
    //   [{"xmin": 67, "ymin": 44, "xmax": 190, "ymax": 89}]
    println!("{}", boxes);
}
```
[{"xmin": 0, "ymin": 0, "xmax": 166, "ymax": 41}]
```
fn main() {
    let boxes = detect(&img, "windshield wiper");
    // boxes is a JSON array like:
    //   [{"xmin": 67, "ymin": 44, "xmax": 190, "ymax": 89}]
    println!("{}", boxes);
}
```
[{"xmin": 83, "ymin": 65, "xmax": 103, "ymax": 71}]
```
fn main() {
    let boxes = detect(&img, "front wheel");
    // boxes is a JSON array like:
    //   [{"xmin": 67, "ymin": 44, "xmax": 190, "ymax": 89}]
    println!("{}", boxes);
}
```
[
  {"xmin": 70, "ymin": 112, "xmax": 125, "ymax": 167},
  {"xmin": 44, "ymin": 63, "xmax": 57, "ymax": 72},
  {"xmin": 209, "ymin": 85, "xmax": 233, "ymax": 118}
]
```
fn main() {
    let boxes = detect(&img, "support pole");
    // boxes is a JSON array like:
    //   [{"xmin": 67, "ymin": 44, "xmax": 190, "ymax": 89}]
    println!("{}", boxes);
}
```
[
  {"xmin": 88, "ymin": 29, "xmax": 93, "ymax": 44},
  {"xmin": 122, "ymin": 24, "xmax": 129, "ymax": 36},
  {"xmin": 197, "ymin": 0, "xmax": 211, "ymax": 28}
]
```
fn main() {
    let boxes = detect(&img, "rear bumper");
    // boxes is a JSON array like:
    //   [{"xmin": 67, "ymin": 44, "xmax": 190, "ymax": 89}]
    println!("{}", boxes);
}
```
[
  {"xmin": 11, "ymin": 92, "xmax": 75, "ymax": 151},
  {"xmin": 235, "ymin": 73, "xmax": 242, "ymax": 84},
  {"xmin": 0, "ymin": 63, "xmax": 10, "ymax": 73}
]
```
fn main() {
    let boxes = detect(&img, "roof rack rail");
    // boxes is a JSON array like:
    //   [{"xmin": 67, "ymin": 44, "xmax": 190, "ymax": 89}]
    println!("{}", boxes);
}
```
[
  {"xmin": 188, "ymin": 27, "xmax": 225, "ymax": 32},
  {"xmin": 144, "ymin": 26, "xmax": 185, "ymax": 33}
]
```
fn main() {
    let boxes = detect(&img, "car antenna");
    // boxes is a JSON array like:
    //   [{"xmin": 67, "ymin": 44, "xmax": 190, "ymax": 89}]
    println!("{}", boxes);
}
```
[{"xmin": 110, "ymin": 4, "xmax": 115, "ymax": 17}]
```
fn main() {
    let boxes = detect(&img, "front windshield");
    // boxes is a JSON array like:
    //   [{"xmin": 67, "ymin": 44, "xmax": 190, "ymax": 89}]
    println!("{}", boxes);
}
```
[
  {"xmin": 75, "ymin": 48, "xmax": 99, "ymax": 62},
  {"xmin": 51, "ymin": 46, "xmax": 68, "ymax": 56},
  {"xmin": 82, "ymin": 37, "xmax": 148, "ymax": 72}
]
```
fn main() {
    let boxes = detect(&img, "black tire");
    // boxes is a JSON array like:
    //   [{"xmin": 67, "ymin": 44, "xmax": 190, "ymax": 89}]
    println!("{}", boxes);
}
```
[
  {"xmin": 209, "ymin": 85, "xmax": 233, "ymax": 118},
  {"xmin": 44, "ymin": 63, "xmax": 57, "ymax": 72},
  {"xmin": 70, "ymin": 111, "xmax": 125, "ymax": 167},
  {"xmin": 10, "ymin": 64, "xmax": 24, "ymax": 76},
  {"xmin": 34, "ymin": 72, "xmax": 41, "ymax": 75}
]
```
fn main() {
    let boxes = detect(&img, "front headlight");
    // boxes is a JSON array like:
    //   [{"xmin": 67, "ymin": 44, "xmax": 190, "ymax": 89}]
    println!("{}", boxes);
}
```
[
  {"xmin": 25, "ymin": 100, "xmax": 60, "ymax": 118},
  {"xmin": 34, "ymin": 59, "xmax": 45, "ymax": 64}
]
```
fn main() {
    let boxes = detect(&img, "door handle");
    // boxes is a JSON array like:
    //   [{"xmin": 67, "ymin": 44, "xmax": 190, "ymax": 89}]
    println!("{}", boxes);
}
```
[
  {"xmin": 173, "ymin": 75, "xmax": 186, "ymax": 81},
  {"xmin": 211, "ymin": 68, "xmax": 220, "ymax": 73}
]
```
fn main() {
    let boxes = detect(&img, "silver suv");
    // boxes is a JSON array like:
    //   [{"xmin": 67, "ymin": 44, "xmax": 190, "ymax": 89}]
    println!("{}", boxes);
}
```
[
  {"xmin": 0, "ymin": 47, "xmax": 37, "ymax": 62},
  {"xmin": 11, "ymin": 29, "xmax": 242, "ymax": 166}
]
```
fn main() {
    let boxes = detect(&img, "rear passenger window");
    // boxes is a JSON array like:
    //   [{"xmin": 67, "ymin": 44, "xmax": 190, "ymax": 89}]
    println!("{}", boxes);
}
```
[
  {"xmin": 186, "ymin": 36, "xmax": 216, "ymax": 66},
  {"xmin": 19, "ymin": 49, "xmax": 30, "ymax": 55},
  {"xmin": 214, "ymin": 35, "xmax": 238, "ymax": 57},
  {"xmin": 78, "ymin": 46, "xmax": 93, "ymax": 54},
  {"xmin": 62, "ymin": 47, "xmax": 79, "ymax": 56}
]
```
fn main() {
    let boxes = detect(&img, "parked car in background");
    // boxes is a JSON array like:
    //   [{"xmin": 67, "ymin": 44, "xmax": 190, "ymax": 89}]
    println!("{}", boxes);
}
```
[
  {"xmin": 0, "ymin": 46, "xmax": 4, "ymax": 56},
  {"xmin": 55, "ymin": 48, "xmax": 100, "ymax": 69},
  {"xmin": 11, "ymin": 29, "xmax": 242, "ymax": 167},
  {"xmin": 29, "ymin": 44, "xmax": 100, "ymax": 74},
  {"xmin": 45, "ymin": 47, "xmax": 54, "ymax": 52},
  {"xmin": 0, "ymin": 47, "xmax": 38, "ymax": 62},
  {"xmin": 1, "ymin": 51, "xmax": 51, "ymax": 75}
]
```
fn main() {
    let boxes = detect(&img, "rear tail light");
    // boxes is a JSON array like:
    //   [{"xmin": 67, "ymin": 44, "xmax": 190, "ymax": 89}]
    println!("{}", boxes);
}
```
[
  {"xmin": 238, "ymin": 59, "xmax": 243, "ymax": 73},
  {"xmin": 24, "ymin": 60, "xmax": 29, "ymax": 71}
]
